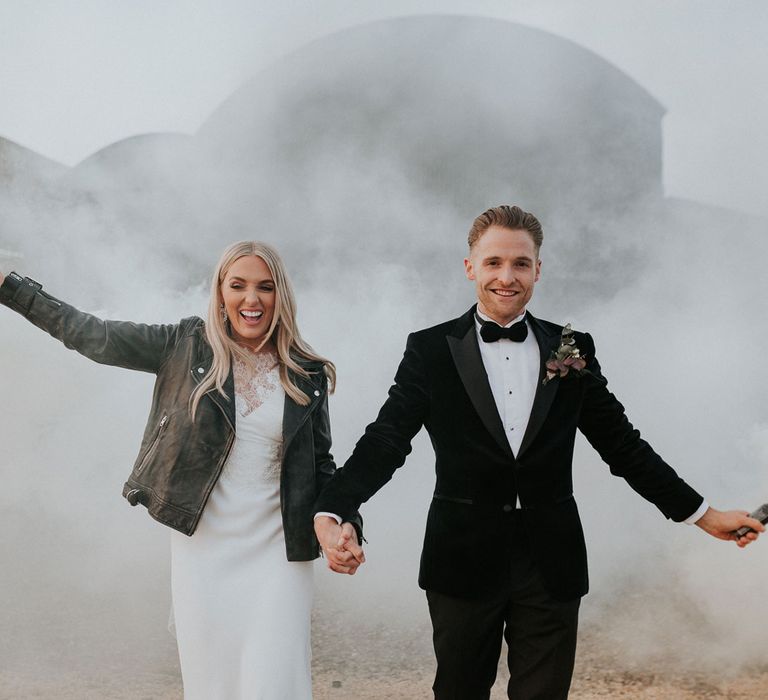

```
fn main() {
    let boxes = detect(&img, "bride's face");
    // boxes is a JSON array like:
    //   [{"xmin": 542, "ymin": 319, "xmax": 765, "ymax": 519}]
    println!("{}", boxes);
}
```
[{"xmin": 220, "ymin": 255, "xmax": 277, "ymax": 349}]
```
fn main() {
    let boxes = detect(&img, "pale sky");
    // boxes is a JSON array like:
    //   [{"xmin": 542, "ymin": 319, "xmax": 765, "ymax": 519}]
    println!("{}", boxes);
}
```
[{"xmin": 1, "ymin": 0, "xmax": 766, "ymax": 216}]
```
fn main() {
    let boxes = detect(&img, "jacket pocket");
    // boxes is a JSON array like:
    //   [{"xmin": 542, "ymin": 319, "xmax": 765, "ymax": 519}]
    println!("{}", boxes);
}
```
[
  {"xmin": 136, "ymin": 414, "xmax": 169, "ymax": 474},
  {"xmin": 432, "ymin": 493, "xmax": 474, "ymax": 505}
]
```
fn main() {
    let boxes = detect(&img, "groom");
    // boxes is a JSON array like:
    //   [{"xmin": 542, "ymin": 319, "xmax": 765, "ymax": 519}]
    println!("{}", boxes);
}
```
[{"xmin": 314, "ymin": 205, "xmax": 762, "ymax": 699}]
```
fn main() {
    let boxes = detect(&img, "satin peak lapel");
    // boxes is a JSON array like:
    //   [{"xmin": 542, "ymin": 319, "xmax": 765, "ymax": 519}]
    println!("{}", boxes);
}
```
[
  {"xmin": 447, "ymin": 312, "xmax": 514, "ymax": 459},
  {"xmin": 517, "ymin": 316, "xmax": 561, "ymax": 458}
]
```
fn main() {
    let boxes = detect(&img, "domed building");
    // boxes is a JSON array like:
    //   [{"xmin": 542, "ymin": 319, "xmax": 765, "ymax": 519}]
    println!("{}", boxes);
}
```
[
  {"xmin": 199, "ymin": 15, "xmax": 666, "ymax": 221},
  {"xmin": 4, "ymin": 15, "xmax": 764, "ymax": 308}
]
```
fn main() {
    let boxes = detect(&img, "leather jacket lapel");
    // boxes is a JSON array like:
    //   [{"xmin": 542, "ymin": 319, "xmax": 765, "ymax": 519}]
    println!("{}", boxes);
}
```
[
  {"xmin": 190, "ymin": 333, "xmax": 325, "ymax": 444},
  {"xmin": 190, "ymin": 342, "xmax": 236, "ymax": 432},
  {"xmin": 517, "ymin": 314, "xmax": 560, "ymax": 458},
  {"xmin": 282, "ymin": 363, "xmax": 324, "ymax": 451},
  {"xmin": 447, "ymin": 307, "xmax": 514, "ymax": 459}
]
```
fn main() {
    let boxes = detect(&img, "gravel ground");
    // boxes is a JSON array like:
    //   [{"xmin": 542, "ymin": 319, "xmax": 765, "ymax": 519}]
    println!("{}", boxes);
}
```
[
  {"xmin": 3, "ymin": 655, "xmax": 767, "ymax": 699},
  {"xmin": 310, "ymin": 626, "xmax": 768, "ymax": 700},
  {"xmin": 2, "ymin": 607, "xmax": 766, "ymax": 699},
  {"xmin": 311, "ymin": 671, "xmax": 768, "ymax": 700}
]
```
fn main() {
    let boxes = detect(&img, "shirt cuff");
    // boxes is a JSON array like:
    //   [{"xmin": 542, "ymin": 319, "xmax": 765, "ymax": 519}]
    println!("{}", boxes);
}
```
[
  {"xmin": 314, "ymin": 512, "xmax": 342, "ymax": 524},
  {"xmin": 684, "ymin": 500, "xmax": 710, "ymax": 525}
]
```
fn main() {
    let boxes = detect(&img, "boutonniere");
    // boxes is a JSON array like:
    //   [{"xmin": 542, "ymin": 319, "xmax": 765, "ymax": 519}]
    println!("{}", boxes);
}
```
[{"xmin": 543, "ymin": 323, "xmax": 587, "ymax": 385}]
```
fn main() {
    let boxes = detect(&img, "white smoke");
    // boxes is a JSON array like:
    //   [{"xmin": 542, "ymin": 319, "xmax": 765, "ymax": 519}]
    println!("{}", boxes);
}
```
[{"xmin": 1, "ymin": 12, "xmax": 767, "ymax": 697}]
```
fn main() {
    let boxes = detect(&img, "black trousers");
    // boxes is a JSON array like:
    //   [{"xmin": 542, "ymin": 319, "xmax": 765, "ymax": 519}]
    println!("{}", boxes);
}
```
[{"xmin": 426, "ymin": 524, "xmax": 580, "ymax": 700}]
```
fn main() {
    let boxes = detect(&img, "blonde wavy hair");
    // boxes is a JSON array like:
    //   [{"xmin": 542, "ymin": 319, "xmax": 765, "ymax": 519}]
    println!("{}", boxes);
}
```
[{"xmin": 190, "ymin": 241, "xmax": 336, "ymax": 419}]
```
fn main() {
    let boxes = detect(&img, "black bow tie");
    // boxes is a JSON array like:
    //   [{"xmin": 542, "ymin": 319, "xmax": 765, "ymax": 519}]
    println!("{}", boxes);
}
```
[{"xmin": 479, "ymin": 316, "xmax": 528, "ymax": 343}]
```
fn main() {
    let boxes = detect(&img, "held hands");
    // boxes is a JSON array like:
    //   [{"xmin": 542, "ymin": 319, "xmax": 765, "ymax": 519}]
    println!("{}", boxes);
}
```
[
  {"xmin": 695, "ymin": 507, "xmax": 765, "ymax": 548},
  {"xmin": 314, "ymin": 516, "xmax": 366, "ymax": 575}
]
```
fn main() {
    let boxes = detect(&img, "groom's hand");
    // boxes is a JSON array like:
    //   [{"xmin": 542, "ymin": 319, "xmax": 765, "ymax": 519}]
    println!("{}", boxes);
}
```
[
  {"xmin": 314, "ymin": 516, "xmax": 366, "ymax": 574},
  {"xmin": 695, "ymin": 507, "xmax": 765, "ymax": 547}
]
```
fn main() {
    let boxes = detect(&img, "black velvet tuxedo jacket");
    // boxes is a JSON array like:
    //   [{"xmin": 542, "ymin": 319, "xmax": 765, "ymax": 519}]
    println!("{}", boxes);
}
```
[{"xmin": 316, "ymin": 306, "xmax": 703, "ymax": 600}]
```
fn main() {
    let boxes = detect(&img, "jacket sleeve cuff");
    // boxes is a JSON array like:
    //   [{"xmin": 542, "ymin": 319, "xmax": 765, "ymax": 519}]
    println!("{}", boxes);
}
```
[
  {"xmin": 314, "ymin": 512, "xmax": 342, "ymax": 524},
  {"xmin": 0, "ymin": 272, "xmax": 41, "ymax": 315},
  {"xmin": 314, "ymin": 512, "xmax": 365, "ymax": 543},
  {"xmin": 684, "ymin": 499, "xmax": 709, "ymax": 525}
]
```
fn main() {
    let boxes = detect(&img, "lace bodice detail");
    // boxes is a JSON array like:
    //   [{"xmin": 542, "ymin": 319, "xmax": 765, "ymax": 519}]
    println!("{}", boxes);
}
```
[
  {"xmin": 221, "ymin": 351, "xmax": 284, "ymax": 485},
  {"xmin": 233, "ymin": 351, "xmax": 280, "ymax": 417}
]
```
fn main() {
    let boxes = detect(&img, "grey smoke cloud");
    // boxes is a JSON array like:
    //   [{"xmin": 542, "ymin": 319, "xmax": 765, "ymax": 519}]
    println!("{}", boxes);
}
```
[
  {"xmin": 2, "ymin": 2, "xmax": 767, "ymax": 218},
  {"xmin": 1, "ymin": 12, "xmax": 767, "ymax": 694}
]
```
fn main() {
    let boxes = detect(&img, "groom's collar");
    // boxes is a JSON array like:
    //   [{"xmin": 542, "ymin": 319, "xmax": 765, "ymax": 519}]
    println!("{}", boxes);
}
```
[
  {"xmin": 474, "ymin": 308, "xmax": 527, "ymax": 329},
  {"xmin": 449, "ymin": 307, "xmax": 561, "ymax": 359},
  {"xmin": 451, "ymin": 304, "xmax": 536, "ymax": 338}
]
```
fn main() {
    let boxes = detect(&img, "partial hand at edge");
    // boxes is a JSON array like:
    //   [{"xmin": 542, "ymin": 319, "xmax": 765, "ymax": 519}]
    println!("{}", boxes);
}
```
[
  {"xmin": 314, "ymin": 516, "xmax": 366, "ymax": 574},
  {"xmin": 695, "ymin": 507, "xmax": 765, "ymax": 548}
]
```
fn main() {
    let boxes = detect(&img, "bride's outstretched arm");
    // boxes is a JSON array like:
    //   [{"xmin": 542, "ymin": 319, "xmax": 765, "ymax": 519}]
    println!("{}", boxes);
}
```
[{"xmin": 0, "ymin": 270, "xmax": 185, "ymax": 373}]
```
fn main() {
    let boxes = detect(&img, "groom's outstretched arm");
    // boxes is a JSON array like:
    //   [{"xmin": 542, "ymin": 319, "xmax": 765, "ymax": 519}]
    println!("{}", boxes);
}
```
[
  {"xmin": 315, "ymin": 332, "xmax": 430, "ymax": 522},
  {"xmin": 576, "ymin": 333, "xmax": 763, "ymax": 546},
  {"xmin": 576, "ymin": 333, "xmax": 703, "ymax": 520}
]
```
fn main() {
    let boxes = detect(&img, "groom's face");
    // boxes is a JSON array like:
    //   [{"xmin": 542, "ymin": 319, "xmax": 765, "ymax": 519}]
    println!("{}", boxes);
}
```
[{"xmin": 464, "ymin": 226, "xmax": 541, "ymax": 326}]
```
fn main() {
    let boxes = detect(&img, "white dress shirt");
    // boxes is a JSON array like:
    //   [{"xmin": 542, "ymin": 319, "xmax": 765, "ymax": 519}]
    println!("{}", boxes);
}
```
[{"xmin": 474, "ymin": 309, "xmax": 539, "ymax": 457}]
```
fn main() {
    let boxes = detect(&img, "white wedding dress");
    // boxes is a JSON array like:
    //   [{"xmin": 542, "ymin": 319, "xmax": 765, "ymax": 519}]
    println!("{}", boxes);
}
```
[{"xmin": 170, "ymin": 354, "xmax": 314, "ymax": 700}]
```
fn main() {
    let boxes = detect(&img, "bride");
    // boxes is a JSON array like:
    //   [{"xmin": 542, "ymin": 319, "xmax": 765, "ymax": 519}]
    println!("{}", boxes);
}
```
[{"xmin": 0, "ymin": 241, "xmax": 364, "ymax": 699}]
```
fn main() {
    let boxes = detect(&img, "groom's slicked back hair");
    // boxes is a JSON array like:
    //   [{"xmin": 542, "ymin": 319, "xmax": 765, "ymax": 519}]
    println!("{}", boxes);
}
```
[{"xmin": 468, "ymin": 205, "xmax": 543, "ymax": 253}]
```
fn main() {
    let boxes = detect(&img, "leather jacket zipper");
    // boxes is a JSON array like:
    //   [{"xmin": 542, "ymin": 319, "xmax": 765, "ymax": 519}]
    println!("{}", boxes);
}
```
[{"xmin": 136, "ymin": 414, "xmax": 168, "ymax": 474}]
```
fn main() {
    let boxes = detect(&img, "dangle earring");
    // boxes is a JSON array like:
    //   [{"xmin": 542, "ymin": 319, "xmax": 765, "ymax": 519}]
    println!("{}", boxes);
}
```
[{"xmin": 220, "ymin": 303, "xmax": 228, "ymax": 324}]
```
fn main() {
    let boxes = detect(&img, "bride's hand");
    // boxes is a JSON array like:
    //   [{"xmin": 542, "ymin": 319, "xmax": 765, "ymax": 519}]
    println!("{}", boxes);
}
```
[
  {"xmin": 337, "ymin": 522, "xmax": 365, "ymax": 565},
  {"xmin": 314, "ymin": 516, "xmax": 364, "ymax": 575}
]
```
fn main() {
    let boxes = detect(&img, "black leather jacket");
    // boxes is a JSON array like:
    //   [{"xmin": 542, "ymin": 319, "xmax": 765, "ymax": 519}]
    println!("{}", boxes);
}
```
[{"xmin": 0, "ymin": 273, "xmax": 360, "ymax": 561}]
